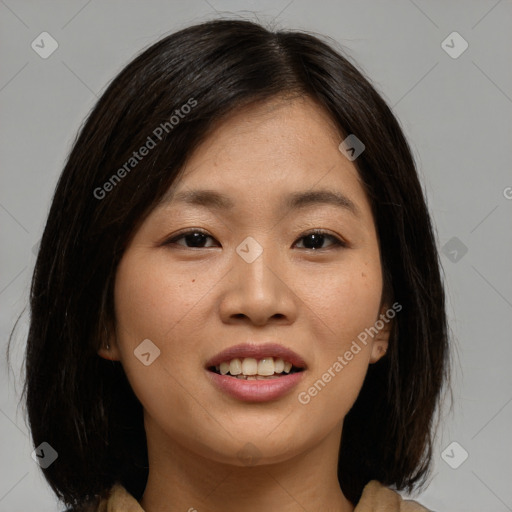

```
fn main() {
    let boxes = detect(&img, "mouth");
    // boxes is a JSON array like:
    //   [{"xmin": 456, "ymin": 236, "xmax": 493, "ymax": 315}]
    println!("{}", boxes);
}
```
[
  {"xmin": 208, "ymin": 356, "xmax": 305, "ymax": 380},
  {"xmin": 204, "ymin": 343, "xmax": 307, "ymax": 402}
]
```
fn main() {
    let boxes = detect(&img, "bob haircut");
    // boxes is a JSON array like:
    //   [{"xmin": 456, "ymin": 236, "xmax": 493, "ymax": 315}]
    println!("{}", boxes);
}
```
[{"xmin": 18, "ymin": 18, "xmax": 449, "ymax": 510}]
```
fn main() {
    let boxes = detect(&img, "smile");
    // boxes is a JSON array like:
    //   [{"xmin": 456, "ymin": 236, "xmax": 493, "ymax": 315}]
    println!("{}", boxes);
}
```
[
  {"xmin": 205, "ymin": 342, "xmax": 307, "ymax": 401},
  {"xmin": 208, "ymin": 357, "xmax": 304, "ymax": 380}
]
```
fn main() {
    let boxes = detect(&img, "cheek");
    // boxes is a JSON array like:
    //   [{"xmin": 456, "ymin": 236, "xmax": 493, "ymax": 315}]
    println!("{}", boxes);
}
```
[
  {"xmin": 111, "ymin": 251, "xmax": 210, "ymax": 407},
  {"xmin": 296, "ymin": 350, "xmax": 369, "ymax": 435},
  {"xmin": 112, "ymin": 253, "xmax": 212, "ymax": 428},
  {"xmin": 113, "ymin": 251, "xmax": 209, "ymax": 346},
  {"xmin": 299, "ymin": 257, "xmax": 383, "ymax": 349},
  {"xmin": 294, "ymin": 257, "xmax": 383, "ymax": 421},
  {"xmin": 338, "ymin": 263, "xmax": 383, "ymax": 338}
]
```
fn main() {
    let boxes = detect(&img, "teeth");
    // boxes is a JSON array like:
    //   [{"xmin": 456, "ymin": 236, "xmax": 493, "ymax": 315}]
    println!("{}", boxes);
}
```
[
  {"xmin": 213, "ymin": 356, "xmax": 299, "ymax": 377},
  {"xmin": 257, "ymin": 358, "xmax": 275, "ymax": 376},
  {"xmin": 241, "ymin": 357, "xmax": 258, "ymax": 375},
  {"xmin": 236, "ymin": 374, "xmax": 280, "ymax": 380},
  {"xmin": 229, "ymin": 358, "xmax": 242, "ymax": 375}
]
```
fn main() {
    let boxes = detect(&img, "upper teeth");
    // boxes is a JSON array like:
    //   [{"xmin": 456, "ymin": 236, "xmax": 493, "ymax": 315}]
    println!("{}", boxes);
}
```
[{"xmin": 217, "ymin": 357, "xmax": 293, "ymax": 376}]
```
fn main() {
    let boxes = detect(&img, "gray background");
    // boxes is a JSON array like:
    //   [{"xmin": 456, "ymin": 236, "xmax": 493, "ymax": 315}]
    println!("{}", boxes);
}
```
[{"xmin": 1, "ymin": 1, "xmax": 511, "ymax": 510}]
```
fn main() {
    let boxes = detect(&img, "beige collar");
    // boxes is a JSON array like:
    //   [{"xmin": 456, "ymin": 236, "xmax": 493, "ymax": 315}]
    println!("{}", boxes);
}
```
[
  {"xmin": 354, "ymin": 480, "xmax": 430, "ymax": 511},
  {"xmin": 98, "ymin": 480, "xmax": 429, "ymax": 511}
]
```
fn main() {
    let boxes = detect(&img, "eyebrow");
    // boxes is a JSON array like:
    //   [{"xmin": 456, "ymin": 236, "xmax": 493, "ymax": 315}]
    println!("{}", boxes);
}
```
[{"xmin": 162, "ymin": 188, "xmax": 359, "ymax": 216}]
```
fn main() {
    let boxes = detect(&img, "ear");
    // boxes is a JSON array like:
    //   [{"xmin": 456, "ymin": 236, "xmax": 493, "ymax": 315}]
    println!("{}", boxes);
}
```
[
  {"xmin": 97, "ymin": 326, "xmax": 121, "ymax": 361},
  {"xmin": 369, "ymin": 306, "xmax": 393, "ymax": 364}
]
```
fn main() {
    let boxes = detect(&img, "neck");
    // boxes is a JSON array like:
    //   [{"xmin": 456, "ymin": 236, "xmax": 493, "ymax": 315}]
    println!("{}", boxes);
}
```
[{"xmin": 139, "ymin": 419, "xmax": 354, "ymax": 512}]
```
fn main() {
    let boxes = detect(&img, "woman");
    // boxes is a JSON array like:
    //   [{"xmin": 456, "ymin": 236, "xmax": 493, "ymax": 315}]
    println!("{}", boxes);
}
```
[{"xmin": 22, "ymin": 18, "xmax": 449, "ymax": 511}]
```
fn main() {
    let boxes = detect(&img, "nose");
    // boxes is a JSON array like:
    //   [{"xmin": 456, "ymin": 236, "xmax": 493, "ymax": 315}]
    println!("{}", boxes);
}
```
[{"xmin": 218, "ymin": 240, "xmax": 298, "ymax": 327}]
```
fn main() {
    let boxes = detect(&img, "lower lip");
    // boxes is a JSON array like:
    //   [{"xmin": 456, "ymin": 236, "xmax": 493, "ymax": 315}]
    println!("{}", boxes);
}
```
[{"xmin": 206, "ymin": 370, "xmax": 305, "ymax": 402}]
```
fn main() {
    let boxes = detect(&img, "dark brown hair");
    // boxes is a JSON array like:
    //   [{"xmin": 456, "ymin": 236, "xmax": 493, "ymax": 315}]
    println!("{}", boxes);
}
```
[{"xmin": 11, "ymin": 18, "xmax": 449, "ymax": 510}]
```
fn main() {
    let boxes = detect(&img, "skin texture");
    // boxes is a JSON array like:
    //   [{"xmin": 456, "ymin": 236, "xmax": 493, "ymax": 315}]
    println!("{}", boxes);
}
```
[{"xmin": 98, "ymin": 95, "xmax": 391, "ymax": 512}]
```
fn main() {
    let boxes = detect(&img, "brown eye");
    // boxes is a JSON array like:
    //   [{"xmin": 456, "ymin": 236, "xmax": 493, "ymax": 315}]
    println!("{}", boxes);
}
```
[
  {"xmin": 164, "ymin": 229, "xmax": 346, "ymax": 250},
  {"xmin": 165, "ymin": 230, "xmax": 219, "ymax": 248},
  {"xmin": 294, "ymin": 230, "xmax": 346, "ymax": 250}
]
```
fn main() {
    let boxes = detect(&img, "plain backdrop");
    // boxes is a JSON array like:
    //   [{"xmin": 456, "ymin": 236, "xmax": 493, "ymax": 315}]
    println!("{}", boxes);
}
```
[{"xmin": 1, "ymin": 1, "xmax": 511, "ymax": 511}]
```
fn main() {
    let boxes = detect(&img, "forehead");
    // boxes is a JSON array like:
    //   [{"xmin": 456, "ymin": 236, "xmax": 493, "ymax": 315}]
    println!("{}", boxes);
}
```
[
  {"xmin": 187, "ymin": 95, "xmax": 343, "ymax": 167},
  {"xmin": 159, "ymin": 96, "xmax": 368, "ymax": 213}
]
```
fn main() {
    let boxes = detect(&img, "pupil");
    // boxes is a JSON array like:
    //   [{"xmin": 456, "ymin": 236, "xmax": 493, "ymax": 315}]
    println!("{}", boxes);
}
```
[
  {"xmin": 186, "ymin": 232, "xmax": 207, "ymax": 247},
  {"xmin": 185, "ymin": 233, "xmax": 325, "ymax": 249},
  {"xmin": 304, "ymin": 233, "xmax": 323, "ymax": 250}
]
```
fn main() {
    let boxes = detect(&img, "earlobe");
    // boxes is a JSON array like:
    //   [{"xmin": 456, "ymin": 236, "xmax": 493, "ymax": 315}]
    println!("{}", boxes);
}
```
[
  {"xmin": 369, "ymin": 342, "xmax": 388, "ymax": 364},
  {"xmin": 97, "ymin": 338, "xmax": 120, "ymax": 361},
  {"xmin": 369, "ymin": 305, "xmax": 392, "ymax": 363}
]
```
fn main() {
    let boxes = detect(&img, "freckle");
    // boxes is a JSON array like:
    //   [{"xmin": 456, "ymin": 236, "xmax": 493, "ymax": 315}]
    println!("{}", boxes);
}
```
[
  {"xmin": 192, "ymin": 279, "xmax": 196, "ymax": 282},
  {"xmin": 361, "ymin": 272, "xmax": 366, "ymax": 278}
]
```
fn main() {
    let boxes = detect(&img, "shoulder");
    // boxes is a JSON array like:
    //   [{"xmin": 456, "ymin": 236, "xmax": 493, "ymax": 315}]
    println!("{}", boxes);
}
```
[
  {"xmin": 61, "ymin": 485, "xmax": 130, "ymax": 512},
  {"xmin": 95, "ymin": 483, "xmax": 144, "ymax": 511},
  {"xmin": 355, "ymin": 480, "xmax": 432, "ymax": 511}
]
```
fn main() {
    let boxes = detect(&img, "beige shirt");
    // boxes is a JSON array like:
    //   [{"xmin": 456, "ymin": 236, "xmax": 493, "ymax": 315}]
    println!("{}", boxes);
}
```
[{"xmin": 97, "ymin": 480, "xmax": 430, "ymax": 511}]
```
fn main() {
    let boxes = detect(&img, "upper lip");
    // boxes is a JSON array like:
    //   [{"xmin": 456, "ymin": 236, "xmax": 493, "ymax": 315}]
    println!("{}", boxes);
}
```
[{"xmin": 205, "ymin": 343, "xmax": 307, "ymax": 370}]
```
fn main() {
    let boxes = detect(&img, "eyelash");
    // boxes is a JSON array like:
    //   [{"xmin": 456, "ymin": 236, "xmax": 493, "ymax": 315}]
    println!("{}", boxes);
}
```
[{"xmin": 163, "ymin": 228, "xmax": 347, "ymax": 251}]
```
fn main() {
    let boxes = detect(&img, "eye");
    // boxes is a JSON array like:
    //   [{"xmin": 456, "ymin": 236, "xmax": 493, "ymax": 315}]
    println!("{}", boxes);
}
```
[
  {"xmin": 163, "ymin": 229, "xmax": 346, "ymax": 250},
  {"xmin": 294, "ymin": 229, "xmax": 347, "ymax": 250},
  {"xmin": 164, "ymin": 229, "xmax": 219, "ymax": 248}
]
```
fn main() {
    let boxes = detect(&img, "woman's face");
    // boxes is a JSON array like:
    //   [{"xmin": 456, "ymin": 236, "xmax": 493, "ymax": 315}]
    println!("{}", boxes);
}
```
[{"xmin": 100, "ymin": 96, "xmax": 390, "ymax": 466}]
